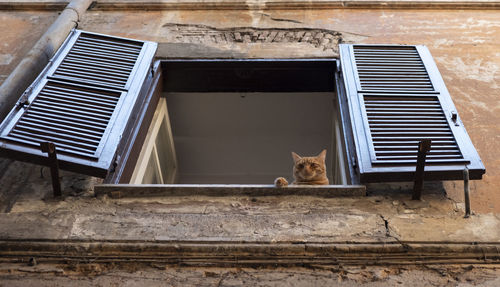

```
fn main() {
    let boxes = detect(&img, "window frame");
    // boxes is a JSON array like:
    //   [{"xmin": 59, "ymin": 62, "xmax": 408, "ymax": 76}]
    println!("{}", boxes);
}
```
[
  {"xmin": 129, "ymin": 97, "xmax": 178, "ymax": 184},
  {"xmin": 105, "ymin": 58, "xmax": 356, "ymax": 185}
]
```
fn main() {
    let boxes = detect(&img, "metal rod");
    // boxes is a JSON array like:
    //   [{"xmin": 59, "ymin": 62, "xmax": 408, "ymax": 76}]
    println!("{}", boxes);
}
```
[
  {"xmin": 412, "ymin": 139, "xmax": 432, "ymax": 200},
  {"xmin": 40, "ymin": 142, "xmax": 62, "ymax": 197},
  {"xmin": 464, "ymin": 167, "xmax": 471, "ymax": 218}
]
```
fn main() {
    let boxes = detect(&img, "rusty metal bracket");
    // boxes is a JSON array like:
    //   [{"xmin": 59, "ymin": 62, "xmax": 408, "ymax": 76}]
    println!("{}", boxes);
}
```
[
  {"xmin": 412, "ymin": 139, "xmax": 432, "ymax": 200},
  {"xmin": 464, "ymin": 167, "xmax": 471, "ymax": 218},
  {"xmin": 40, "ymin": 142, "xmax": 62, "ymax": 198}
]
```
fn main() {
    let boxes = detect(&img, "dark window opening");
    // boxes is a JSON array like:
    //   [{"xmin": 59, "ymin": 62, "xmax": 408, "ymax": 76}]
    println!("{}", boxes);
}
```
[{"xmin": 120, "ymin": 59, "xmax": 352, "ymax": 185}]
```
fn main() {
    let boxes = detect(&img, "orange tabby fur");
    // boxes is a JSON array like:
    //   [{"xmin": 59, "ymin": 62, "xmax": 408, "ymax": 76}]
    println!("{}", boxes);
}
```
[{"xmin": 274, "ymin": 149, "xmax": 329, "ymax": 187}]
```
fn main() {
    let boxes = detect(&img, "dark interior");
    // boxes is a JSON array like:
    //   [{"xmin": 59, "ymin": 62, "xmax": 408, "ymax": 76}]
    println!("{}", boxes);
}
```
[
  {"xmin": 158, "ymin": 59, "xmax": 340, "ymax": 184},
  {"xmin": 162, "ymin": 59, "xmax": 336, "ymax": 93}
]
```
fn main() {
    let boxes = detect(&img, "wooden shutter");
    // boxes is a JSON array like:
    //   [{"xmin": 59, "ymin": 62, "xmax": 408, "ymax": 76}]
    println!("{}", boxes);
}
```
[
  {"xmin": 0, "ymin": 30, "xmax": 157, "ymax": 177},
  {"xmin": 339, "ymin": 44, "xmax": 485, "ymax": 182}
]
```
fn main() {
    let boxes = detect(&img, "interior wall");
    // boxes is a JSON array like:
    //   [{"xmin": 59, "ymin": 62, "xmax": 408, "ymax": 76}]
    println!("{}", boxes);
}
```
[{"xmin": 165, "ymin": 92, "xmax": 335, "ymax": 184}]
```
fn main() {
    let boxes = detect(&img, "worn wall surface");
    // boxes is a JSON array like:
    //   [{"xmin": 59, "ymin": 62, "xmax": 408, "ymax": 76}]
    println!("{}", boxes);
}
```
[
  {"xmin": 0, "ymin": 9, "xmax": 500, "ymax": 283},
  {"xmin": 76, "ymin": 9, "xmax": 500, "ymax": 213},
  {"xmin": 0, "ymin": 11, "xmax": 58, "ymax": 86},
  {"xmin": 0, "ymin": 8, "xmax": 498, "ymax": 213}
]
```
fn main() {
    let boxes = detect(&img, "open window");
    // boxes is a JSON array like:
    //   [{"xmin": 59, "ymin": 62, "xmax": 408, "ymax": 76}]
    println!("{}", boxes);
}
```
[
  {"xmin": 0, "ymin": 30, "xmax": 485, "ymax": 189},
  {"xmin": 115, "ymin": 59, "xmax": 351, "ymax": 185}
]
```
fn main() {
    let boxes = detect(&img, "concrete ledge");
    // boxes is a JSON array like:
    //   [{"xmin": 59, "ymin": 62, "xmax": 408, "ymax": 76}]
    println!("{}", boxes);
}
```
[
  {"xmin": 0, "ymin": 1, "xmax": 67, "ymax": 10},
  {"xmin": 1, "ymin": 0, "xmax": 500, "ymax": 10},
  {"xmin": 1, "ymin": 240, "xmax": 500, "ymax": 266},
  {"xmin": 94, "ymin": 0, "xmax": 500, "ymax": 10},
  {"xmin": 95, "ymin": 184, "xmax": 367, "ymax": 198}
]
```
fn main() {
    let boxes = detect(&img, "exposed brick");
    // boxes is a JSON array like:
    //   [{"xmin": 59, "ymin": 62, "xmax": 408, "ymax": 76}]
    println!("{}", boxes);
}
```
[
  {"xmin": 234, "ymin": 32, "xmax": 242, "ymax": 42},
  {"xmin": 314, "ymin": 32, "xmax": 324, "ymax": 40},
  {"xmin": 266, "ymin": 31, "xmax": 278, "ymax": 42},
  {"xmin": 274, "ymin": 31, "xmax": 286, "ymax": 42},
  {"xmin": 160, "ymin": 24, "xmax": 347, "ymax": 54},
  {"xmin": 243, "ymin": 34, "xmax": 251, "ymax": 43},
  {"xmin": 258, "ymin": 31, "xmax": 269, "ymax": 40}
]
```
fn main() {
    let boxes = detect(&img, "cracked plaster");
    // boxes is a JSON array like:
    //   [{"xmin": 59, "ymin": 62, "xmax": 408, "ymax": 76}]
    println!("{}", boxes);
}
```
[{"xmin": 0, "ymin": 3, "xmax": 499, "ymax": 256}]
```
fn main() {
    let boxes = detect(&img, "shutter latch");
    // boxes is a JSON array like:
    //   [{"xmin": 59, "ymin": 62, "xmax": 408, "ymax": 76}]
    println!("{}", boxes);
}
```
[{"xmin": 451, "ymin": 111, "xmax": 459, "ymax": 126}]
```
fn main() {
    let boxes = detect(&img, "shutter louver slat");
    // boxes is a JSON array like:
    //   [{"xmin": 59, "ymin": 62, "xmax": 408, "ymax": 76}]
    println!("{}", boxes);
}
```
[
  {"xmin": 0, "ymin": 30, "xmax": 158, "ymax": 177},
  {"xmin": 4, "ymin": 135, "xmax": 98, "ymax": 158},
  {"xmin": 64, "ymin": 56, "xmax": 135, "ymax": 71},
  {"xmin": 339, "ymin": 44, "xmax": 485, "ymax": 182},
  {"xmin": 364, "ymin": 94, "xmax": 464, "ymax": 165},
  {"xmin": 354, "ymin": 45, "xmax": 434, "ymax": 92},
  {"xmin": 6, "ymin": 81, "xmax": 121, "ymax": 158},
  {"xmin": 53, "ymin": 33, "xmax": 143, "ymax": 89}
]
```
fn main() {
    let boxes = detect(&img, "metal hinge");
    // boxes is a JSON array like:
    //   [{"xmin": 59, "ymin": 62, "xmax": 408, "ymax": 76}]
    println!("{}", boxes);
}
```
[
  {"xmin": 16, "ymin": 92, "xmax": 30, "ymax": 109},
  {"xmin": 451, "ymin": 111, "xmax": 459, "ymax": 126},
  {"xmin": 110, "ymin": 155, "xmax": 121, "ymax": 173}
]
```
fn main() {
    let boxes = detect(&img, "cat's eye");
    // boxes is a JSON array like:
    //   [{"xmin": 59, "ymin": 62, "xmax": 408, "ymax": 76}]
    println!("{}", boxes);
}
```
[
  {"xmin": 311, "ymin": 163, "xmax": 319, "ymax": 169},
  {"xmin": 297, "ymin": 164, "xmax": 304, "ymax": 169}
]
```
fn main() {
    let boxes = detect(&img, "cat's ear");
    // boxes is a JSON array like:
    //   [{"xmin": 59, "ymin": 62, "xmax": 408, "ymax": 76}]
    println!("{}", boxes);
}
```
[
  {"xmin": 317, "ymin": 149, "xmax": 327, "ymax": 161},
  {"xmin": 291, "ymin": 152, "xmax": 302, "ymax": 163}
]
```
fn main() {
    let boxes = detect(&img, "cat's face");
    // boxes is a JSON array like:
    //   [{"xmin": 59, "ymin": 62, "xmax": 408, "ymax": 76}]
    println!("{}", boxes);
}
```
[{"xmin": 292, "ymin": 150, "xmax": 327, "ymax": 182}]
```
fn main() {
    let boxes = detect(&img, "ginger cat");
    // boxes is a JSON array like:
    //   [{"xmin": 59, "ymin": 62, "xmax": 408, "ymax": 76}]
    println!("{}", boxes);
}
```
[{"xmin": 274, "ymin": 149, "xmax": 329, "ymax": 187}]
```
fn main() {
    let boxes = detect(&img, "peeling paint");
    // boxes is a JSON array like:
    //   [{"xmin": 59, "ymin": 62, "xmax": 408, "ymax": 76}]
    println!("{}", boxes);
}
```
[
  {"xmin": 460, "ymin": 18, "xmax": 500, "ymax": 29},
  {"xmin": 0, "ymin": 54, "xmax": 14, "ymax": 66},
  {"xmin": 450, "ymin": 58, "xmax": 499, "ymax": 83},
  {"xmin": 450, "ymin": 214, "xmax": 500, "ymax": 242}
]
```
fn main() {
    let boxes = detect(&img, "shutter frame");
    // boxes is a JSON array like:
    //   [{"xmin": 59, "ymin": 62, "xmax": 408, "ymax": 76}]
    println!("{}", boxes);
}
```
[
  {"xmin": 339, "ymin": 44, "xmax": 485, "ymax": 182},
  {"xmin": 0, "ymin": 30, "xmax": 157, "ymax": 177}
]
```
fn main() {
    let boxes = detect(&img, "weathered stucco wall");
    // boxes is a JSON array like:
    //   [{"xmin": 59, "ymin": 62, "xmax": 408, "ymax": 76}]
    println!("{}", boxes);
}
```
[
  {"xmin": 0, "ymin": 11, "xmax": 59, "ymax": 86},
  {"xmin": 77, "ymin": 9, "xmax": 500, "ymax": 213},
  {"xmin": 0, "ymin": 8, "xmax": 498, "ymax": 213}
]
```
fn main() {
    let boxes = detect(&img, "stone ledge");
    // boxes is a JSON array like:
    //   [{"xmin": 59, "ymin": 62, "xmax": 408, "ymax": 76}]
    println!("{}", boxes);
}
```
[
  {"xmin": 95, "ymin": 0, "xmax": 500, "ymax": 10},
  {"xmin": 1, "ymin": 240, "xmax": 500, "ymax": 266},
  {"xmin": 1, "ymin": 0, "xmax": 500, "ymax": 10},
  {"xmin": 0, "ymin": 1, "xmax": 67, "ymax": 10},
  {"xmin": 95, "ymin": 184, "xmax": 367, "ymax": 198}
]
